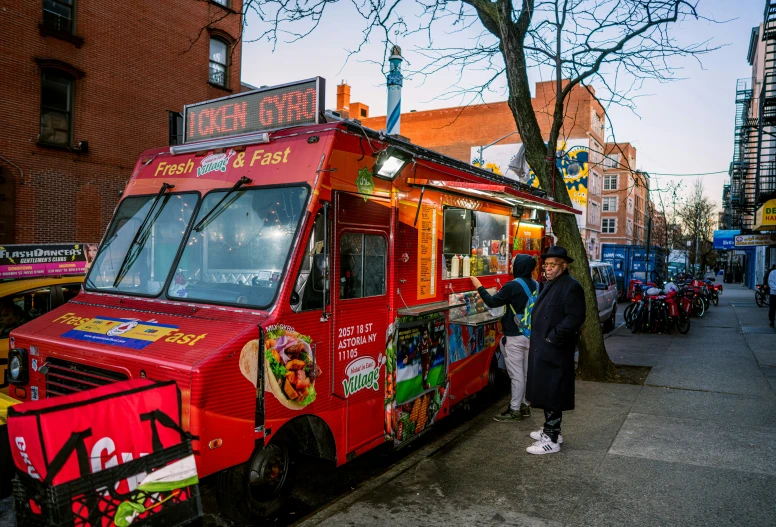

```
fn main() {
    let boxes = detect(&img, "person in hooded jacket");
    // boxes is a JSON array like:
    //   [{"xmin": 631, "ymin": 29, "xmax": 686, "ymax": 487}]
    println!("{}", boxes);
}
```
[{"xmin": 470, "ymin": 254, "xmax": 539, "ymax": 421}]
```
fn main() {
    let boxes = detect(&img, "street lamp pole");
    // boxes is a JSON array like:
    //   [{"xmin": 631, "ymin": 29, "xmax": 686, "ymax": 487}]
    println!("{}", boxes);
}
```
[{"xmin": 477, "ymin": 131, "xmax": 521, "ymax": 169}]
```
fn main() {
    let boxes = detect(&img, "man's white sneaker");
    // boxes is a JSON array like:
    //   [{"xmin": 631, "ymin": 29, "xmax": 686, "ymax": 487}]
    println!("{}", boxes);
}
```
[
  {"xmin": 529, "ymin": 429, "xmax": 563, "ymax": 444},
  {"xmin": 526, "ymin": 439, "xmax": 560, "ymax": 455}
]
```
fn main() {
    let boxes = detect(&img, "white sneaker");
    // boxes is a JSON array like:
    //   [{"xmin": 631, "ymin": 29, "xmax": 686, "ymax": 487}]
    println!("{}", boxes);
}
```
[
  {"xmin": 529, "ymin": 429, "xmax": 563, "ymax": 444},
  {"xmin": 526, "ymin": 439, "xmax": 561, "ymax": 455}
]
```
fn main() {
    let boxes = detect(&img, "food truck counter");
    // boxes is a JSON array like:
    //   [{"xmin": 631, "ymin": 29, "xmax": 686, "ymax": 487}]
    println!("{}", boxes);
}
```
[
  {"xmin": 447, "ymin": 289, "xmax": 503, "ymax": 327},
  {"xmin": 449, "ymin": 310, "xmax": 502, "ymax": 327},
  {"xmin": 398, "ymin": 300, "xmax": 465, "ymax": 317}
]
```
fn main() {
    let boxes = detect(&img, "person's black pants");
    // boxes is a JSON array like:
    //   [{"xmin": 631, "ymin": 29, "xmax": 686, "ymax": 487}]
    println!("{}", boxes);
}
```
[
  {"xmin": 543, "ymin": 409, "xmax": 562, "ymax": 443},
  {"xmin": 770, "ymin": 295, "xmax": 776, "ymax": 323}
]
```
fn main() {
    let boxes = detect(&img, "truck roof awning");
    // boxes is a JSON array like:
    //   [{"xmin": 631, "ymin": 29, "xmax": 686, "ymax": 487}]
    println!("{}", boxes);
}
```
[{"xmin": 407, "ymin": 179, "xmax": 581, "ymax": 215}]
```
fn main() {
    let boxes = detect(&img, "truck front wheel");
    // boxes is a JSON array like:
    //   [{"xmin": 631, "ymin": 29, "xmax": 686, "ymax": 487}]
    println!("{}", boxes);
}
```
[{"xmin": 216, "ymin": 441, "xmax": 296, "ymax": 523}]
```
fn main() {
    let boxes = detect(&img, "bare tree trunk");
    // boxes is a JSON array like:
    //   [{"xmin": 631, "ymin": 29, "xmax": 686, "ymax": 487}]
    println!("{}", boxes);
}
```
[{"xmin": 496, "ymin": 8, "xmax": 614, "ymax": 380}]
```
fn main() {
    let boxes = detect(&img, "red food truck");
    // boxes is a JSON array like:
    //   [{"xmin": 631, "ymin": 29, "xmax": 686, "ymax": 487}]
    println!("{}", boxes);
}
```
[{"xmin": 5, "ymin": 78, "xmax": 579, "ymax": 522}]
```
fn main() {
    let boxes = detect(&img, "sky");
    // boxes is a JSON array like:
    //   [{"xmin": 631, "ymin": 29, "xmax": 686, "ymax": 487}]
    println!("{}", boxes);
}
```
[{"xmin": 240, "ymin": 1, "xmax": 765, "ymax": 211}]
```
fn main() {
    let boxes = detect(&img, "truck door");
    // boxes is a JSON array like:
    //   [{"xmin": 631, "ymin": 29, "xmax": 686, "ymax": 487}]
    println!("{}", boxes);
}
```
[{"xmin": 332, "ymin": 192, "xmax": 392, "ymax": 453}]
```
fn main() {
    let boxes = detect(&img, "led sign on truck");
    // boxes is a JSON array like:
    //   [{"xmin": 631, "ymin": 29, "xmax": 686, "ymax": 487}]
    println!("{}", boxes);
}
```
[{"xmin": 183, "ymin": 77, "xmax": 325, "ymax": 144}]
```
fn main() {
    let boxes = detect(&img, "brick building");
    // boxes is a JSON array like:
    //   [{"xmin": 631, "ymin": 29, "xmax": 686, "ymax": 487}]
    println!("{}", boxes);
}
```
[
  {"xmin": 348, "ymin": 79, "xmax": 609, "ymax": 259},
  {"xmin": 599, "ymin": 143, "xmax": 651, "ymax": 247},
  {"xmin": 0, "ymin": 0, "xmax": 242, "ymax": 243}
]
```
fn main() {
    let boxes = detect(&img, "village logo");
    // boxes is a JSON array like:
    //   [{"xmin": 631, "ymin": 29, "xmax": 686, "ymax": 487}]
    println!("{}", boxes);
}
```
[
  {"xmin": 107, "ymin": 320, "xmax": 139, "ymax": 337},
  {"xmin": 342, "ymin": 353, "xmax": 386, "ymax": 398},
  {"xmin": 197, "ymin": 150, "xmax": 235, "ymax": 177},
  {"xmin": 355, "ymin": 167, "xmax": 375, "ymax": 200}
]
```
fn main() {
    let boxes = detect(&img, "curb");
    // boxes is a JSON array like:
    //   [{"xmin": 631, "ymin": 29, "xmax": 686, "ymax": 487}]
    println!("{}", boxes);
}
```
[{"xmin": 292, "ymin": 408, "xmax": 487, "ymax": 526}]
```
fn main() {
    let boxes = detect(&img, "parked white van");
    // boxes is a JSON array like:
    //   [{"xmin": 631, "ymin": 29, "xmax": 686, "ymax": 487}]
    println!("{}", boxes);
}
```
[{"xmin": 591, "ymin": 261, "xmax": 618, "ymax": 332}]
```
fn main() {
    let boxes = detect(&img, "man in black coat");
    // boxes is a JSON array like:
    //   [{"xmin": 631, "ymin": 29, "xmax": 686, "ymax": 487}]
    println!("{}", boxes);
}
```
[{"xmin": 525, "ymin": 246, "xmax": 586, "ymax": 455}]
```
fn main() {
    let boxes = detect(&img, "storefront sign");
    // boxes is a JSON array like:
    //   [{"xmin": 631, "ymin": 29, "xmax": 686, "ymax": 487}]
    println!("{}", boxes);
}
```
[
  {"xmin": 417, "ymin": 204, "xmax": 437, "ymax": 300},
  {"xmin": 0, "ymin": 243, "xmax": 95, "ymax": 279},
  {"xmin": 734, "ymin": 233, "xmax": 776, "ymax": 247},
  {"xmin": 184, "ymin": 78, "xmax": 325, "ymax": 143},
  {"xmin": 754, "ymin": 199, "xmax": 776, "ymax": 231}
]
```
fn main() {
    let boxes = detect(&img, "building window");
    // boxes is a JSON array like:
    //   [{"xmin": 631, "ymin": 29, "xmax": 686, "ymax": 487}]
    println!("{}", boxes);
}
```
[
  {"xmin": 212, "ymin": 0, "xmax": 230, "ymax": 6},
  {"xmin": 602, "ymin": 197, "xmax": 617, "ymax": 212},
  {"xmin": 604, "ymin": 174, "xmax": 618, "ymax": 190},
  {"xmin": 590, "ymin": 201, "xmax": 600, "ymax": 225},
  {"xmin": 40, "ymin": 69, "xmax": 74, "ymax": 146},
  {"xmin": 589, "ymin": 172, "xmax": 600, "ymax": 194},
  {"xmin": 602, "ymin": 218, "xmax": 617, "ymax": 234},
  {"xmin": 604, "ymin": 153, "xmax": 621, "ymax": 169},
  {"xmin": 627, "ymin": 219, "xmax": 633, "ymax": 236},
  {"xmin": 628, "ymin": 198, "xmax": 634, "ymax": 212},
  {"xmin": 209, "ymin": 37, "xmax": 229, "ymax": 87},
  {"xmin": 169, "ymin": 111, "xmax": 183, "ymax": 146},
  {"xmin": 43, "ymin": 0, "xmax": 73, "ymax": 33}
]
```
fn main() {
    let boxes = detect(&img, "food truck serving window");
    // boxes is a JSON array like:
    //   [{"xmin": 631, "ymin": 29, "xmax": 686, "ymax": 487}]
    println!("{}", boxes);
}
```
[
  {"xmin": 86, "ymin": 194, "xmax": 198, "ymax": 296},
  {"xmin": 442, "ymin": 208, "xmax": 509, "ymax": 278},
  {"xmin": 169, "ymin": 186, "xmax": 309, "ymax": 308}
]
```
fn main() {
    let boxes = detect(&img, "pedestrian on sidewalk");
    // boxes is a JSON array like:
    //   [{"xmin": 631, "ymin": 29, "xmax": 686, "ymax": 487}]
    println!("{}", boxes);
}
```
[
  {"xmin": 470, "ymin": 254, "xmax": 539, "ymax": 422},
  {"xmin": 525, "ymin": 246, "xmax": 586, "ymax": 455},
  {"xmin": 768, "ymin": 265, "xmax": 776, "ymax": 328}
]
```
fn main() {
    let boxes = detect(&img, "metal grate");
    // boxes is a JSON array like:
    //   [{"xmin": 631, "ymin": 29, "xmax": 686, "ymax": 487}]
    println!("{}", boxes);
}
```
[
  {"xmin": 44, "ymin": 357, "xmax": 128, "ymax": 397},
  {"xmin": 741, "ymin": 327, "xmax": 776, "ymax": 334}
]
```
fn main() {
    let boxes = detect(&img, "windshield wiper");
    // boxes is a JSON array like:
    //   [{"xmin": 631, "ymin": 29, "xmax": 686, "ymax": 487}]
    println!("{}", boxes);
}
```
[
  {"xmin": 194, "ymin": 176, "xmax": 252, "ymax": 233},
  {"xmin": 112, "ymin": 182, "xmax": 175, "ymax": 288}
]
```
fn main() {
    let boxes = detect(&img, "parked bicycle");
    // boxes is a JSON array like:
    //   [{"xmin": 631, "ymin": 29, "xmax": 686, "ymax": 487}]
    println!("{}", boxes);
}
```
[{"xmin": 627, "ymin": 286, "xmax": 690, "ymax": 334}]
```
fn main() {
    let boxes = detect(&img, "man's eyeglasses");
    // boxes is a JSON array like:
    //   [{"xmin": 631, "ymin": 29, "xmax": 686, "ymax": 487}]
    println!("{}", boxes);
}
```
[{"xmin": 542, "ymin": 262, "xmax": 564, "ymax": 269}]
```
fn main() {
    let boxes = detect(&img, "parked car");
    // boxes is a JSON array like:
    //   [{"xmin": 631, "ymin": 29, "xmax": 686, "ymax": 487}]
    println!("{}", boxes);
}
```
[
  {"xmin": 590, "ymin": 261, "xmax": 618, "ymax": 332},
  {"xmin": 1, "ymin": 276, "xmax": 84, "ymax": 394}
]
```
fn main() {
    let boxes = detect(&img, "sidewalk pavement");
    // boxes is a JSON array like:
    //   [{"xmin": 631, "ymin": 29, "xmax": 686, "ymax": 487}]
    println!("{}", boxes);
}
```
[{"xmin": 300, "ymin": 285, "xmax": 776, "ymax": 526}]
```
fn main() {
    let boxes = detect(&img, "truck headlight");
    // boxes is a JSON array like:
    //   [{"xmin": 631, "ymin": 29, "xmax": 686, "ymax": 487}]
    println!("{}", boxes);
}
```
[{"xmin": 8, "ymin": 348, "xmax": 28, "ymax": 385}]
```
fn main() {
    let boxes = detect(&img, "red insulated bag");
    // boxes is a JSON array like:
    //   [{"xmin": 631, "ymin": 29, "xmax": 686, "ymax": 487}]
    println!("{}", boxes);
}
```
[{"xmin": 7, "ymin": 379, "xmax": 201, "ymax": 527}]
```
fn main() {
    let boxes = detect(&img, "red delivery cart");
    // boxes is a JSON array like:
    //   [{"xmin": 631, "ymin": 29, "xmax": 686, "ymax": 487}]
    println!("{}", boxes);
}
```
[
  {"xmin": 5, "ymin": 77, "xmax": 580, "ymax": 522},
  {"xmin": 7, "ymin": 379, "xmax": 201, "ymax": 526}
]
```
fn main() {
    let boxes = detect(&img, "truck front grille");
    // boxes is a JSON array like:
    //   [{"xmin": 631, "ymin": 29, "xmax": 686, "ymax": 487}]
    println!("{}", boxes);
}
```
[{"xmin": 45, "ymin": 357, "xmax": 128, "ymax": 397}]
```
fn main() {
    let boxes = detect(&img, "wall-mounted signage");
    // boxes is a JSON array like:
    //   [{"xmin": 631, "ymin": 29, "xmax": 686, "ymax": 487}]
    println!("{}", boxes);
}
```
[
  {"xmin": 734, "ymin": 233, "xmax": 776, "ymax": 247},
  {"xmin": 754, "ymin": 199, "xmax": 776, "ymax": 231},
  {"xmin": 184, "ymin": 78, "xmax": 325, "ymax": 144}
]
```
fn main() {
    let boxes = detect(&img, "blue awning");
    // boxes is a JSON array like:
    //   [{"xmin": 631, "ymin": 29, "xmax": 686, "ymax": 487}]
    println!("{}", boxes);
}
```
[{"xmin": 713, "ymin": 230, "xmax": 740, "ymax": 250}]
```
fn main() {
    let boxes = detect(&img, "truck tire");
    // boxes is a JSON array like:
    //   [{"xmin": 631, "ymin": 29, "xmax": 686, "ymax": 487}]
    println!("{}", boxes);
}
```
[
  {"xmin": 603, "ymin": 303, "xmax": 617, "ymax": 333},
  {"xmin": 216, "ymin": 441, "xmax": 296, "ymax": 523}
]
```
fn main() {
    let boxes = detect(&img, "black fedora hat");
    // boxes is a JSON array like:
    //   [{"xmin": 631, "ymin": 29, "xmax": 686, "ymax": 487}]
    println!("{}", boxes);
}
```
[{"xmin": 540, "ymin": 245, "xmax": 574, "ymax": 263}]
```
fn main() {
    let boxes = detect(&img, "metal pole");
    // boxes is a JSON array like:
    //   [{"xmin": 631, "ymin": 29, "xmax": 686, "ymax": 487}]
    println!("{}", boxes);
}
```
[{"xmin": 695, "ymin": 207, "xmax": 701, "ymax": 275}]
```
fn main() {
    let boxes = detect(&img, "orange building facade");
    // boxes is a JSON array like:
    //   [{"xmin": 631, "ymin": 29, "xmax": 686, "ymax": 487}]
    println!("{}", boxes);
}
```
[
  {"xmin": 344, "ymin": 80, "xmax": 609, "ymax": 259},
  {"xmin": 600, "ymin": 143, "xmax": 651, "ymax": 247}
]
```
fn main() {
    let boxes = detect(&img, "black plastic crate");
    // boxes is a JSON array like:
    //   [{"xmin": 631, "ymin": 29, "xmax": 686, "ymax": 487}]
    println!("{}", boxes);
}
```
[{"xmin": 13, "ymin": 440, "xmax": 202, "ymax": 527}]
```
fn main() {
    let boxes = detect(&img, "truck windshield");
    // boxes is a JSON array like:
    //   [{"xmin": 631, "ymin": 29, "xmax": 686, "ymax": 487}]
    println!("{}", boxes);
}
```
[
  {"xmin": 168, "ymin": 186, "xmax": 308, "ymax": 308},
  {"xmin": 85, "ymin": 193, "xmax": 198, "ymax": 295}
]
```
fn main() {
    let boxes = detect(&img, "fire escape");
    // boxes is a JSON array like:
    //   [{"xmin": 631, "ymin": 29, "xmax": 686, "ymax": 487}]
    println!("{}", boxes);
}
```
[
  {"xmin": 756, "ymin": 0, "xmax": 776, "ymax": 215},
  {"xmin": 729, "ymin": 77, "xmax": 756, "ymax": 229}
]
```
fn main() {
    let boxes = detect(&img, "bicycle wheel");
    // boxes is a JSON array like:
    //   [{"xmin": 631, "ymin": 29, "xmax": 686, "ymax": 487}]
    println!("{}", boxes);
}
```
[
  {"xmin": 712, "ymin": 292, "xmax": 719, "ymax": 306},
  {"xmin": 631, "ymin": 306, "xmax": 642, "ymax": 334},
  {"xmin": 624, "ymin": 303, "xmax": 636, "ymax": 327},
  {"xmin": 756, "ymin": 291, "xmax": 765, "ymax": 307},
  {"xmin": 677, "ymin": 312, "xmax": 691, "ymax": 334},
  {"xmin": 692, "ymin": 297, "xmax": 705, "ymax": 317}
]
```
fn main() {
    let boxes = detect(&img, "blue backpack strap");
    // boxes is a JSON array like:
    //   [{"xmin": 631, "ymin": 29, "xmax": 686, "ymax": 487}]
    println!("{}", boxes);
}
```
[{"xmin": 515, "ymin": 278, "xmax": 533, "ymax": 300}]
